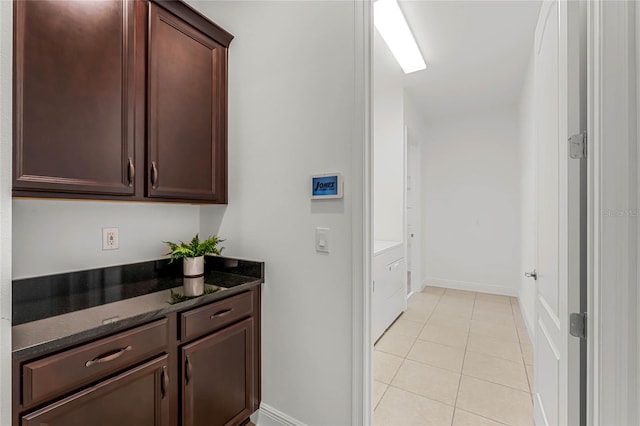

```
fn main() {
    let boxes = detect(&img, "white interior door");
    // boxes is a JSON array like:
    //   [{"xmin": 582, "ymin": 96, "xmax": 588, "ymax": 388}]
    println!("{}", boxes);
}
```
[{"xmin": 534, "ymin": 1, "xmax": 583, "ymax": 425}]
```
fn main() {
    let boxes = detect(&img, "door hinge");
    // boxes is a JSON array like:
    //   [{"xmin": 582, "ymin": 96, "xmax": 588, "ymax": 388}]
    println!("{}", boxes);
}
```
[
  {"xmin": 569, "ymin": 312, "xmax": 587, "ymax": 339},
  {"xmin": 569, "ymin": 132, "xmax": 587, "ymax": 159}
]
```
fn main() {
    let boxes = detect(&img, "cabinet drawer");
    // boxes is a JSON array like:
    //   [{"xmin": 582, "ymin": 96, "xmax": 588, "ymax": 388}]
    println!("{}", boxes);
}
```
[
  {"xmin": 180, "ymin": 292, "xmax": 253, "ymax": 341},
  {"xmin": 22, "ymin": 318, "xmax": 168, "ymax": 407},
  {"xmin": 22, "ymin": 355, "xmax": 170, "ymax": 426}
]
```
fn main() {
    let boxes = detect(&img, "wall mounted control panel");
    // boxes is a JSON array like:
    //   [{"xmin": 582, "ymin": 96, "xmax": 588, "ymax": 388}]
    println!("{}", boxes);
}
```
[{"xmin": 311, "ymin": 173, "xmax": 343, "ymax": 199}]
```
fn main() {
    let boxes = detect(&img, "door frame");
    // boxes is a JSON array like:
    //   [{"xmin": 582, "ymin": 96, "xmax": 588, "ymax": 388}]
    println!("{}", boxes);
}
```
[
  {"xmin": 355, "ymin": 0, "xmax": 640, "ymax": 424},
  {"xmin": 351, "ymin": 0, "xmax": 373, "ymax": 424},
  {"xmin": 0, "ymin": 1, "xmax": 13, "ymax": 424},
  {"xmin": 587, "ymin": 1, "xmax": 639, "ymax": 425},
  {"xmin": 405, "ymin": 129, "xmax": 422, "ymax": 295}
]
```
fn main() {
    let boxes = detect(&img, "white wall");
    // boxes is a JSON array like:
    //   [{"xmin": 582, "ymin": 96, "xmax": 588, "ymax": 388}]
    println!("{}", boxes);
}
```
[
  {"xmin": 421, "ymin": 107, "xmax": 522, "ymax": 296},
  {"xmin": 0, "ymin": 1, "xmax": 12, "ymax": 424},
  {"xmin": 518, "ymin": 49, "xmax": 536, "ymax": 333},
  {"xmin": 373, "ymin": 31, "xmax": 404, "ymax": 243},
  {"xmin": 12, "ymin": 200, "xmax": 200, "ymax": 279},
  {"xmin": 193, "ymin": 1, "xmax": 362, "ymax": 424},
  {"xmin": 1, "ymin": 2, "xmax": 366, "ymax": 425}
]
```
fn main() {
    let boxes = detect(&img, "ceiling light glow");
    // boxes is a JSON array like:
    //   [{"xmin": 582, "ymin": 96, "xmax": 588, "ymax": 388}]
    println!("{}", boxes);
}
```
[{"xmin": 374, "ymin": 0, "xmax": 426, "ymax": 74}]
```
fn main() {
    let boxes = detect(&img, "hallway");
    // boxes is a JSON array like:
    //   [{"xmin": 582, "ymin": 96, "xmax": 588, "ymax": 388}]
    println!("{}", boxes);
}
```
[{"xmin": 374, "ymin": 287, "xmax": 534, "ymax": 425}]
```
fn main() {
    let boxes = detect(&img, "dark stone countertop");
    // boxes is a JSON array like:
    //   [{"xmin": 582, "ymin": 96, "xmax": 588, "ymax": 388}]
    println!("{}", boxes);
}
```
[{"xmin": 12, "ymin": 255, "xmax": 264, "ymax": 360}]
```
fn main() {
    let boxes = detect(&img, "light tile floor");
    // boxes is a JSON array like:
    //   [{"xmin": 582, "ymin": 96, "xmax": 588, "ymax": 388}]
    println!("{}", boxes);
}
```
[{"xmin": 374, "ymin": 286, "xmax": 534, "ymax": 426}]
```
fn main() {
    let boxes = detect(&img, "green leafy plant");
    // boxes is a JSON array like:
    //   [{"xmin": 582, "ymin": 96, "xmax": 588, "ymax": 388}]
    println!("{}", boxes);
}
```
[{"xmin": 164, "ymin": 234, "xmax": 224, "ymax": 262}]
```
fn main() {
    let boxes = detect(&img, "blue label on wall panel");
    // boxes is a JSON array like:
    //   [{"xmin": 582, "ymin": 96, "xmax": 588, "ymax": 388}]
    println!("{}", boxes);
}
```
[{"xmin": 312, "ymin": 176, "xmax": 339, "ymax": 196}]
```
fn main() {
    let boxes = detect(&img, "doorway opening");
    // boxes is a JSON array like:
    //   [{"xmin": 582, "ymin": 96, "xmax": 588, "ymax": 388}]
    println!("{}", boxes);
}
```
[{"xmin": 369, "ymin": 1, "xmax": 587, "ymax": 425}]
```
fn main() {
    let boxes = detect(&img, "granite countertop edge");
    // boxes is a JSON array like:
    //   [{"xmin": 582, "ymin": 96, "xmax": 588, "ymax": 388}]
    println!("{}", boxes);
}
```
[{"xmin": 12, "ymin": 279, "xmax": 262, "ymax": 361}]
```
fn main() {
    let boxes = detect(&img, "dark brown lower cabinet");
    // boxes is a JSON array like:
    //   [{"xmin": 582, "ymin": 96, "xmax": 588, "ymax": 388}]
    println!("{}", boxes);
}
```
[
  {"xmin": 21, "ymin": 355, "xmax": 170, "ymax": 426},
  {"xmin": 181, "ymin": 318, "xmax": 254, "ymax": 426},
  {"xmin": 13, "ymin": 289, "xmax": 261, "ymax": 426}
]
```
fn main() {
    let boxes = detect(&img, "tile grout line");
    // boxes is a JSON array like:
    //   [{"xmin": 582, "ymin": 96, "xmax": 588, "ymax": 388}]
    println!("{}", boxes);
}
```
[
  {"xmin": 376, "ymin": 288, "xmax": 534, "ymax": 425},
  {"xmin": 458, "ymin": 372, "xmax": 533, "ymax": 394},
  {"xmin": 390, "ymin": 290, "xmax": 442, "ymax": 382},
  {"xmin": 373, "ymin": 382, "xmax": 388, "ymax": 412},
  {"xmin": 374, "ymin": 288, "xmax": 443, "ymax": 416},
  {"xmin": 450, "ymin": 290, "xmax": 476, "ymax": 426},
  {"xmin": 380, "ymin": 287, "xmax": 471, "ymax": 422},
  {"xmin": 453, "ymin": 407, "xmax": 512, "ymax": 426},
  {"xmin": 453, "ymin": 294, "xmax": 531, "ymax": 426},
  {"xmin": 384, "ymin": 383, "xmax": 457, "ymax": 409}
]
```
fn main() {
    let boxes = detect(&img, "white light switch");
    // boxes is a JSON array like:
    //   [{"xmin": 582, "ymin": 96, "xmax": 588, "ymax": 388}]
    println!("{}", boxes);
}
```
[{"xmin": 316, "ymin": 227, "xmax": 330, "ymax": 253}]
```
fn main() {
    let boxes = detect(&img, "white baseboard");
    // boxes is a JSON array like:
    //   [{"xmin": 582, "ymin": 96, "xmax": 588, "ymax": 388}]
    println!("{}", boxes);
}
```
[
  {"xmin": 424, "ymin": 277, "xmax": 518, "ymax": 297},
  {"xmin": 517, "ymin": 294, "xmax": 536, "ymax": 343},
  {"xmin": 253, "ymin": 403, "xmax": 308, "ymax": 426}
]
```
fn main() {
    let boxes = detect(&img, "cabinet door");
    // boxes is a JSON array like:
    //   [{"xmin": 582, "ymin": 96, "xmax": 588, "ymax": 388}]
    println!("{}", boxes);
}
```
[
  {"xmin": 147, "ymin": 3, "xmax": 228, "ymax": 203},
  {"xmin": 21, "ymin": 355, "xmax": 170, "ymax": 426},
  {"xmin": 13, "ymin": 0, "xmax": 138, "ymax": 196},
  {"xmin": 182, "ymin": 318, "xmax": 254, "ymax": 426}
]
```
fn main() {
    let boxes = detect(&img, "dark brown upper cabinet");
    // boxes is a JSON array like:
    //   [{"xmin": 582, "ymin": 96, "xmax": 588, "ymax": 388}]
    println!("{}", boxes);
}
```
[
  {"xmin": 13, "ymin": 0, "xmax": 233, "ymax": 204},
  {"xmin": 147, "ymin": 3, "xmax": 228, "ymax": 203},
  {"xmin": 13, "ymin": 0, "xmax": 138, "ymax": 196}
]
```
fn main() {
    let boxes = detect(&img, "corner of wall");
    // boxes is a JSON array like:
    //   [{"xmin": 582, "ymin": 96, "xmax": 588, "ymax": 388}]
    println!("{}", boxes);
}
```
[
  {"xmin": 253, "ymin": 404, "xmax": 309, "ymax": 426},
  {"xmin": 199, "ymin": 204, "xmax": 227, "ymax": 239}
]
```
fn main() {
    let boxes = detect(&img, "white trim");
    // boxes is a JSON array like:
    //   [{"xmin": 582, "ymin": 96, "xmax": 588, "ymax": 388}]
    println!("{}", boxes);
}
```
[
  {"xmin": 586, "ymin": 2, "xmax": 599, "ymax": 423},
  {"xmin": 637, "ymin": 3, "xmax": 640, "ymax": 424},
  {"xmin": 534, "ymin": 393, "xmax": 551, "ymax": 426},
  {"xmin": 538, "ymin": 317, "xmax": 561, "ymax": 360},
  {"xmin": 403, "ymin": 124, "xmax": 408, "ymax": 294},
  {"xmin": 351, "ymin": 0, "xmax": 373, "ymax": 425},
  {"xmin": 588, "ymin": 1, "xmax": 639, "ymax": 424},
  {"xmin": 0, "ymin": 1, "xmax": 12, "ymax": 425},
  {"xmin": 518, "ymin": 298, "xmax": 536, "ymax": 345},
  {"xmin": 423, "ymin": 277, "xmax": 519, "ymax": 297},
  {"xmin": 253, "ymin": 403, "xmax": 307, "ymax": 426}
]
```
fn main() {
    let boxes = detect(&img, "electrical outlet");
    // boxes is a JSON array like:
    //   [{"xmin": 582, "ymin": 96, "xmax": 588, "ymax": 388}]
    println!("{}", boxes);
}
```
[{"xmin": 102, "ymin": 227, "xmax": 119, "ymax": 250}]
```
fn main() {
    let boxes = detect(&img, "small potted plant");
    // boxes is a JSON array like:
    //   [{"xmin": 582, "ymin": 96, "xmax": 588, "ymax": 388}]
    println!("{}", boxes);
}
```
[{"xmin": 164, "ymin": 234, "xmax": 224, "ymax": 278}]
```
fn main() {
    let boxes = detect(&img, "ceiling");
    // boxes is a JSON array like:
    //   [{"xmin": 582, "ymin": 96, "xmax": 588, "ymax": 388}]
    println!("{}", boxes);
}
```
[{"xmin": 398, "ymin": 0, "xmax": 542, "ymax": 120}]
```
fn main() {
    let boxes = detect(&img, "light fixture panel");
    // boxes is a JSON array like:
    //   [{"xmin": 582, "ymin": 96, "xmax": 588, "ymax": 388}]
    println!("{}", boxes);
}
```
[{"xmin": 374, "ymin": 0, "xmax": 426, "ymax": 74}]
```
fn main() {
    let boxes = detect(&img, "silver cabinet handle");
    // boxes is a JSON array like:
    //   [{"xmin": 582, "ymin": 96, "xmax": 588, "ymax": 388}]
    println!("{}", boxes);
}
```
[
  {"xmin": 85, "ymin": 345, "xmax": 132, "ymax": 367},
  {"xmin": 127, "ymin": 157, "xmax": 135, "ymax": 187},
  {"xmin": 525, "ymin": 270, "xmax": 538, "ymax": 280},
  {"xmin": 161, "ymin": 365, "xmax": 169, "ymax": 399},
  {"xmin": 185, "ymin": 356, "xmax": 192, "ymax": 384},
  {"xmin": 210, "ymin": 309, "xmax": 232, "ymax": 319},
  {"xmin": 151, "ymin": 161, "xmax": 159, "ymax": 189}
]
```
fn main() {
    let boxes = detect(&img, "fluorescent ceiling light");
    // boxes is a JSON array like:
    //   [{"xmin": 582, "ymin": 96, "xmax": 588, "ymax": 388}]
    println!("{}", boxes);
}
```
[{"xmin": 374, "ymin": 0, "xmax": 426, "ymax": 74}]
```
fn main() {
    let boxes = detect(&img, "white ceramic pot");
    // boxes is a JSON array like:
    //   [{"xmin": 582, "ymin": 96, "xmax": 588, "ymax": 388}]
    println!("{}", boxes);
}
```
[
  {"xmin": 183, "ymin": 256, "xmax": 204, "ymax": 277},
  {"xmin": 183, "ymin": 276, "xmax": 205, "ymax": 297}
]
